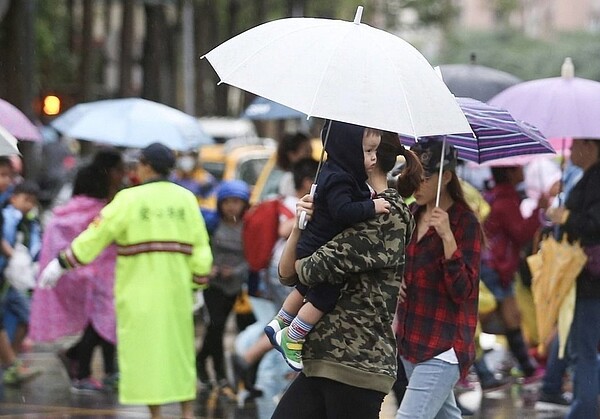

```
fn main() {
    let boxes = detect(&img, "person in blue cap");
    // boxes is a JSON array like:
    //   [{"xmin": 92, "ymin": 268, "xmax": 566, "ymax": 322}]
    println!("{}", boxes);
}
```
[{"xmin": 196, "ymin": 179, "xmax": 251, "ymax": 391}]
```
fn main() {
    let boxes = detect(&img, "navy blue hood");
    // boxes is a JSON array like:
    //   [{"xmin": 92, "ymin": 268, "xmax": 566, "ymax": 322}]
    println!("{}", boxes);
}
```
[{"xmin": 322, "ymin": 120, "xmax": 368, "ymax": 184}]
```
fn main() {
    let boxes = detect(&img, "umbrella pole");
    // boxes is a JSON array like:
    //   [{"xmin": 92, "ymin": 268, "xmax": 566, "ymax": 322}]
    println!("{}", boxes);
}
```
[
  {"xmin": 435, "ymin": 137, "xmax": 446, "ymax": 207},
  {"xmin": 299, "ymin": 119, "xmax": 331, "ymax": 229}
]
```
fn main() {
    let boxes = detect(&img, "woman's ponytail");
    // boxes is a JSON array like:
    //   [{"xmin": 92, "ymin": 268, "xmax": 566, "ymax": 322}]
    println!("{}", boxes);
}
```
[{"xmin": 396, "ymin": 147, "xmax": 423, "ymax": 198}]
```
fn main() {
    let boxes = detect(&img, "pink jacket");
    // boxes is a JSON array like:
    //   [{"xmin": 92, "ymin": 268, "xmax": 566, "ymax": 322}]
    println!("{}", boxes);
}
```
[{"xmin": 29, "ymin": 196, "xmax": 117, "ymax": 343}]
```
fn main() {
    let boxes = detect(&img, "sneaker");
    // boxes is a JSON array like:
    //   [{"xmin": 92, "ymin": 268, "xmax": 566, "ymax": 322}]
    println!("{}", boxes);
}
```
[
  {"xmin": 456, "ymin": 399, "xmax": 475, "ymax": 416},
  {"xmin": 3, "ymin": 361, "xmax": 42, "ymax": 386},
  {"xmin": 264, "ymin": 318, "xmax": 286, "ymax": 347},
  {"xmin": 536, "ymin": 391, "xmax": 572, "ymax": 407},
  {"xmin": 480, "ymin": 375, "xmax": 512, "ymax": 392},
  {"xmin": 57, "ymin": 350, "xmax": 78, "ymax": 380},
  {"xmin": 71, "ymin": 377, "xmax": 105, "ymax": 393},
  {"xmin": 217, "ymin": 378, "xmax": 237, "ymax": 400},
  {"xmin": 274, "ymin": 327, "xmax": 304, "ymax": 371},
  {"xmin": 103, "ymin": 373, "xmax": 119, "ymax": 391}
]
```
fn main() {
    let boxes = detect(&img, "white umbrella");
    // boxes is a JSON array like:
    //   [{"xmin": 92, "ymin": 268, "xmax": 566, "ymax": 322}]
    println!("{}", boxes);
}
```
[
  {"xmin": 51, "ymin": 98, "xmax": 214, "ymax": 151},
  {"xmin": 0, "ymin": 125, "xmax": 21, "ymax": 156},
  {"xmin": 203, "ymin": 7, "xmax": 471, "ymax": 138}
]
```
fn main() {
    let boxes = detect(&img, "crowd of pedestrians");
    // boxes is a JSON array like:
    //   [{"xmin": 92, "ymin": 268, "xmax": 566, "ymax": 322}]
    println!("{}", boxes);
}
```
[{"xmin": 0, "ymin": 123, "xmax": 597, "ymax": 419}]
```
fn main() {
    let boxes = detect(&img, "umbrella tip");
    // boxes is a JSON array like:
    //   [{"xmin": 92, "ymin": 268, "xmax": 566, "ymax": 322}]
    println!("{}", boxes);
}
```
[
  {"xmin": 561, "ymin": 57, "xmax": 574, "ymax": 79},
  {"xmin": 354, "ymin": 6, "xmax": 363, "ymax": 24}
]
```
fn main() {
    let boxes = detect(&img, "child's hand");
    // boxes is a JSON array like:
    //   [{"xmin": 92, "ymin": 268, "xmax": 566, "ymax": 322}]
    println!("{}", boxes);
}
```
[{"xmin": 374, "ymin": 198, "xmax": 390, "ymax": 214}]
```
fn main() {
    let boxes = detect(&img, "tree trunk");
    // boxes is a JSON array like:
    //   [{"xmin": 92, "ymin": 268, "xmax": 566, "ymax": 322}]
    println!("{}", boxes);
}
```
[
  {"xmin": 0, "ymin": 0, "xmax": 38, "ymax": 181},
  {"xmin": 142, "ymin": 4, "xmax": 175, "ymax": 105},
  {"xmin": 119, "ymin": 0, "xmax": 134, "ymax": 97},
  {"xmin": 78, "ymin": 0, "xmax": 94, "ymax": 101},
  {"xmin": 0, "ymin": 0, "xmax": 36, "ymax": 119}
]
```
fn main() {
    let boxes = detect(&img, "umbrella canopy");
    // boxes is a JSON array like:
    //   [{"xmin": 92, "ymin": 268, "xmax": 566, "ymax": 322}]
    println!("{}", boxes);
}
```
[
  {"xmin": 51, "ymin": 98, "xmax": 214, "ymax": 151},
  {"xmin": 242, "ymin": 96, "xmax": 305, "ymax": 120},
  {"xmin": 527, "ymin": 236, "xmax": 587, "ymax": 355},
  {"xmin": 402, "ymin": 97, "xmax": 554, "ymax": 164},
  {"xmin": 204, "ymin": 7, "xmax": 471, "ymax": 138},
  {"xmin": 438, "ymin": 63, "xmax": 522, "ymax": 102},
  {"xmin": 0, "ymin": 125, "xmax": 21, "ymax": 156},
  {"xmin": 0, "ymin": 98, "xmax": 42, "ymax": 141},
  {"xmin": 489, "ymin": 58, "xmax": 600, "ymax": 139}
]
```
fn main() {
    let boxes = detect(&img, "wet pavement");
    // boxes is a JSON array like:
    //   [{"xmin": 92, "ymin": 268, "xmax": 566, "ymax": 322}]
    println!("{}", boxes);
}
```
[
  {"xmin": 0, "ymin": 341, "xmax": 573, "ymax": 419},
  {"xmin": 0, "ymin": 305, "xmax": 578, "ymax": 419}
]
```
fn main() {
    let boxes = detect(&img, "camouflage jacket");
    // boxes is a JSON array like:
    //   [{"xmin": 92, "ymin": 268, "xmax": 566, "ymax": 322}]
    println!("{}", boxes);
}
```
[{"xmin": 296, "ymin": 188, "xmax": 414, "ymax": 394}]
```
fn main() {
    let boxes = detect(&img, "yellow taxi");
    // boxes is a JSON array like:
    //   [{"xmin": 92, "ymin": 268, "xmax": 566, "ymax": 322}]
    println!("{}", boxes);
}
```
[
  {"xmin": 250, "ymin": 138, "xmax": 323, "ymax": 204},
  {"xmin": 196, "ymin": 138, "xmax": 276, "ymax": 208}
]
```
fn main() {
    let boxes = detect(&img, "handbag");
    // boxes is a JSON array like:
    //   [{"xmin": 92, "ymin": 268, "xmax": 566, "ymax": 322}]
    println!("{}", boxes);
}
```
[
  {"xmin": 584, "ymin": 244, "xmax": 600, "ymax": 278},
  {"xmin": 234, "ymin": 290, "xmax": 256, "ymax": 331},
  {"xmin": 4, "ymin": 239, "xmax": 37, "ymax": 292}
]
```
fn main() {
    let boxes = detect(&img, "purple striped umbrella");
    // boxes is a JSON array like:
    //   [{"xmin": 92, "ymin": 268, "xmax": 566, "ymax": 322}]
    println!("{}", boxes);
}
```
[{"xmin": 402, "ymin": 97, "xmax": 555, "ymax": 164}]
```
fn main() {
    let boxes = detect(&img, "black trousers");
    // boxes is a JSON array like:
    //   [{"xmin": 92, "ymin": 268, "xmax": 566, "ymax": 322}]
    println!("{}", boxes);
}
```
[
  {"xmin": 272, "ymin": 373, "xmax": 386, "ymax": 419},
  {"xmin": 66, "ymin": 324, "xmax": 116, "ymax": 380},
  {"xmin": 196, "ymin": 286, "xmax": 237, "ymax": 381}
]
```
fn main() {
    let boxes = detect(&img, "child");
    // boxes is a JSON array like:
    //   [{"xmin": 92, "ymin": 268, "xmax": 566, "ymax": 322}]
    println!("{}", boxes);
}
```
[
  {"xmin": 1, "ymin": 181, "xmax": 42, "ymax": 355},
  {"xmin": 0, "ymin": 159, "xmax": 40, "ymax": 385},
  {"xmin": 264, "ymin": 120, "xmax": 390, "ymax": 371},
  {"xmin": 196, "ymin": 179, "xmax": 251, "ymax": 392}
]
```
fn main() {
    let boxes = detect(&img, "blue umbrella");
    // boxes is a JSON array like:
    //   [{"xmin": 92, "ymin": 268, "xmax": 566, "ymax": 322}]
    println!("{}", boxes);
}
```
[
  {"xmin": 402, "ymin": 97, "xmax": 555, "ymax": 164},
  {"xmin": 241, "ymin": 96, "xmax": 305, "ymax": 120},
  {"xmin": 51, "ymin": 98, "xmax": 214, "ymax": 151}
]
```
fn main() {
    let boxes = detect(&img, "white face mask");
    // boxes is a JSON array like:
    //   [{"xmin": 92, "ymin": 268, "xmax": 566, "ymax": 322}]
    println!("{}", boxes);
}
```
[{"xmin": 176, "ymin": 155, "xmax": 196, "ymax": 172}]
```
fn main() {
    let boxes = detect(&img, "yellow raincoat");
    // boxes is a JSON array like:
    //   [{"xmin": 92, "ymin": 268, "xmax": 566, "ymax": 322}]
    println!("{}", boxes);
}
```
[{"xmin": 64, "ymin": 180, "xmax": 212, "ymax": 405}]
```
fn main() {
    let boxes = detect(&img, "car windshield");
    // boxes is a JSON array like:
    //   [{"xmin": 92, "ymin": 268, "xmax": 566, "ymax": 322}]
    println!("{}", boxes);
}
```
[
  {"xmin": 236, "ymin": 157, "xmax": 270, "ymax": 187},
  {"xmin": 259, "ymin": 167, "xmax": 285, "ymax": 201}
]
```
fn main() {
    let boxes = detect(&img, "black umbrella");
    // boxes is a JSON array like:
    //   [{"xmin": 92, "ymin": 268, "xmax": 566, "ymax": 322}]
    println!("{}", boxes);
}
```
[{"xmin": 438, "ymin": 62, "xmax": 522, "ymax": 102}]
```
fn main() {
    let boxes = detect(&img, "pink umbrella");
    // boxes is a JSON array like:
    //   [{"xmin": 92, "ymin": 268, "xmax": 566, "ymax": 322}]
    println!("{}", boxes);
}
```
[
  {"xmin": 0, "ymin": 98, "xmax": 42, "ymax": 141},
  {"xmin": 489, "ymin": 58, "xmax": 600, "ymax": 140}
]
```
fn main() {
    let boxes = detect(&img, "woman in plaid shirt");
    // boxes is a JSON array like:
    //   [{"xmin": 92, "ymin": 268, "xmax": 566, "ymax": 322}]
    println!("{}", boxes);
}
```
[{"xmin": 395, "ymin": 139, "xmax": 483, "ymax": 419}]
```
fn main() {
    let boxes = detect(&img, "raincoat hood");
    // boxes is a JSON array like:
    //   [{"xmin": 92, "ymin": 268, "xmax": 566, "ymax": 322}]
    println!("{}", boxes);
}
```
[{"xmin": 322, "ymin": 120, "xmax": 368, "ymax": 184}]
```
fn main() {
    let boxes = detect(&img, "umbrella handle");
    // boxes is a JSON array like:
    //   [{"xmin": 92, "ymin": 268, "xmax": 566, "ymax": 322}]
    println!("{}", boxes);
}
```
[
  {"xmin": 435, "ymin": 138, "xmax": 446, "ymax": 207},
  {"xmin": 298, "ymin": 183, "xmax": 317, "ymax": 230}
]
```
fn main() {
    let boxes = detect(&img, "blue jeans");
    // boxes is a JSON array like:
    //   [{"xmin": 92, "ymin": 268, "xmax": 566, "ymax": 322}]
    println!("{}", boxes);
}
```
[
  {"xmin": 2, "ymin": 286, "xmax": 30, "ymax": 342},
  {"xmin": 396, "ymin": 357, "xmax": 461, "ymax": 419},
  {"xmin": 566, "ymin": 298, "xmax": 600, "ymax": 419},
  {"xmin": 542, "ymin": 334, "xmax": 569, "ymax": 395}
]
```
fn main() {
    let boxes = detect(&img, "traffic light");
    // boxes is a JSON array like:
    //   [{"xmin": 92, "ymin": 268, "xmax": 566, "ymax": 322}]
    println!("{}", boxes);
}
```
[{"xmin": 42, "ymin": 95, "xmax": 61, "ymax": 116}]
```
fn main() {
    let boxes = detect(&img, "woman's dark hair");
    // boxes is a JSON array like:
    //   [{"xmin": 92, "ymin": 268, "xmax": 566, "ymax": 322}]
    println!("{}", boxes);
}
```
[
  {"xmin": 276, "ymin": 132, "xmax": 309, "ymax": 171},
  {"xmin": 292, "ymin": 158, "xmax": 319, "ymax": 191},
  {"xmin": 72, "ymin": 164, "xmax": 109, "ymax": 199},
  {"xmin": 91, "ymin": 148, "xmax": 123, "ymax": 175},
  {"xmin": 73, "ymin": 149, "xmax": 123, "ymax": 199},
  {"xmin": 490, "ymin": 167, "xmax": 513, "ymax": 184},
  {"xmin": 379, "ymin": 132, "xmax": 423, "ymax": 198}
]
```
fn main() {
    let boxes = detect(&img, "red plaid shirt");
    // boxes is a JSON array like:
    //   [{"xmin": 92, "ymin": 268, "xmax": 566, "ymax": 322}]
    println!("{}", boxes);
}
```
[{"xmin": 395, "ymin": 201, "xmax": 481, "ymax": 379}]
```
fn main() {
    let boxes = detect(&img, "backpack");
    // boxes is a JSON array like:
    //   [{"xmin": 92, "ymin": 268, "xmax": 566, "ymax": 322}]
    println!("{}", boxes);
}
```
[{"xmin": 242, "ymin": 198, "xmax": 294, "ymax": 271}]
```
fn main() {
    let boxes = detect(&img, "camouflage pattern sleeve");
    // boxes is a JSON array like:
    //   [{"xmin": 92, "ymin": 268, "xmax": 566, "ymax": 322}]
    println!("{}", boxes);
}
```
[{"xmin": 297, "ymin": 189, "xmax": 412, "ymax": 287}]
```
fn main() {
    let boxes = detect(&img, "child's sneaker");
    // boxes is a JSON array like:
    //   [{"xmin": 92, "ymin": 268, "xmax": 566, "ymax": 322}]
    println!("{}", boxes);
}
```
[
  {"xmin": 264, "ymin": 317, "xmax": 286, "ymax": 347},
  {"xmin": 3, "ymin": 360, "xmax": 42, "ymax": 386},
  {"xmin": 102, "ymin": 373, "xmax": 119, "ymax": 391},
  {"xmin": 71, "ymin": 377, "xmax": 104, "ymax": 393},
  {"xmin": 274, "ymin": 327, "xmax": 304, "ymax": 371}
]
